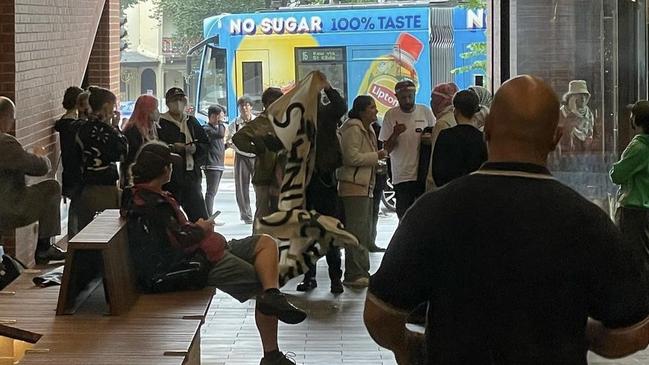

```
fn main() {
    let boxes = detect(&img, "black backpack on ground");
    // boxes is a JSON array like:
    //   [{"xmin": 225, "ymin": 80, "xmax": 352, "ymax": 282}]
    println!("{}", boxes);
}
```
[{"xmin": 0, "ymin": 254, "xmax": 25, "ymax": 290}]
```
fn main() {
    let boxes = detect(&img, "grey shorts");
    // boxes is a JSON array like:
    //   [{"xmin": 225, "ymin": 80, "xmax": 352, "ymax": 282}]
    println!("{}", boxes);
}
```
[{"xmin": 207, "ymin": 235, "xmax": 263, "ymax": 302}]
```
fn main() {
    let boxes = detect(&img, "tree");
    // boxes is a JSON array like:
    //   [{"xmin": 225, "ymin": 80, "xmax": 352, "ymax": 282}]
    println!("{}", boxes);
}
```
[
  {"xmin": 451, "ymin": 0, "xmax": 487, "ymax": 76},
  {"xmin": 121, "ymin": 0, "xmax": 141, "ymax": 10},
  {"xmin": 125, "ymin": 0, "xmax": 377, "ymax": 54}
]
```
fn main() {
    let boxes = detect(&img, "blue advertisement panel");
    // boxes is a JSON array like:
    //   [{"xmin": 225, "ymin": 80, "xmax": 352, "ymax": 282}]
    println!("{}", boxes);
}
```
[
  {"xmin": 197, "ymin": 5, "xmax": 485, "ymax": 121},
  {"xmin": 453, "ymin": 7, "xmax": 487, "ymax": 87}
]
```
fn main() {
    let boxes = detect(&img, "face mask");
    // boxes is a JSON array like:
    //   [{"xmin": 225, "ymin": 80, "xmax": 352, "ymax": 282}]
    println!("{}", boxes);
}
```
[{"xmin": 169, "ymin": 101, "xmax": 186, "ymax": 114}]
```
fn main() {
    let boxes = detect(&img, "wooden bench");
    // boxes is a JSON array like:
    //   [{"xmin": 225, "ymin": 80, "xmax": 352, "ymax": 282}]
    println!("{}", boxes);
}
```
[
  {"xmin": 56, "ymin": 209, "xmax": 137, "ymax": 315},
  {"xmin": 0, "ymin": 209, "xmax": 215, "ymax": 364}
]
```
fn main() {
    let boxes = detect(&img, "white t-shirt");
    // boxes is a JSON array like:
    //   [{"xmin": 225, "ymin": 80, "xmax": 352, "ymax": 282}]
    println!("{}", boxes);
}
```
[{"xmin": 379, "ymin": 104, "xmax": 436, "ymax": 185}]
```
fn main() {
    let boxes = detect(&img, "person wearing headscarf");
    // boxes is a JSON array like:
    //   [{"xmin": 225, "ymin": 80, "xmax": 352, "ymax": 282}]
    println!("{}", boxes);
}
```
[
  {"xmin": 469, "ymin": 85, "xmax": 493, "ymax": 131},
  {"xmin": 426, "ymin": 82, "xmax": 459, "ymax": 192}
]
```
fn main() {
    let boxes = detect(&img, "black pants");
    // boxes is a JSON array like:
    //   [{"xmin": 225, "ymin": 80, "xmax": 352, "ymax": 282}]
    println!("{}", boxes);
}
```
[
  {"xmin": 204, "ymin": 170, "xmax": 224, "ymax": 216},
  {"xmin": 167, "ymin": 173, "xmax": 208, "ymax": 222},
  {"xmin": 616, "ymin": 206, "xmax": 649, "ymax": 271},
  {"xmin": 303, "ymin": 171, "xmax": 343, "ymax": 282},
  {"xmin": 394, "ymin": 181, "xmax": 425, "ymax": 219},
  {"xmin": 371, "ymin": 174, "xmax": 387, "ymax": 247}
]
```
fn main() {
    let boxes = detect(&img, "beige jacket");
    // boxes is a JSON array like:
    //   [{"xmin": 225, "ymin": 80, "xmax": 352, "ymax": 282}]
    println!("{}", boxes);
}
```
[
  {"xmin": 337, "ymin": 118, "xmax": 379, "ymax": 197},
  {"xmin": 426, "ymin": 108, "xmax": 457, "ymax": 192}
]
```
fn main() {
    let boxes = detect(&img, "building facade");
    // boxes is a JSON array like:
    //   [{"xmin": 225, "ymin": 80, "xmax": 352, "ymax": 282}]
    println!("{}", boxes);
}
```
[{"xmin": 120, "ymin": 0, "xmax": 187, "ymax": 104}]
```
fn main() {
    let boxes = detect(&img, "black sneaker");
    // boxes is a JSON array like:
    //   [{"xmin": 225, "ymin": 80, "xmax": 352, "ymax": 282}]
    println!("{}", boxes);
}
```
[
  {"xmin": 368, "ymin": 245, "xmax": 387, "ymax": 253},
  {"xmin": 257, "ymin": 290, "xmax": 307, "ymax": 324},
  {"xmin": 259, "ymin": 351, "xmax": 297, "ymax": 365},
  {"xmin": 35, "ymin": 246, "xmax": 66, "ymax": 265},
  {"xmin": 296, "ymin": 278, "xmax": 317, "ymax": 292},
  {"xmin": 330, "ymin": 279, "xmax": 344, "ymax": 294}
]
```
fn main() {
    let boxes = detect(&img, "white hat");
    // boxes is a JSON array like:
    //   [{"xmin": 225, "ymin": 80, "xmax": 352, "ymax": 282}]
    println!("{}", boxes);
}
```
[
  {"xmin": 565, "ymin": 80, "xmax": 590, "ymax": 96},
  {"xmin": 563, "ymin": 80, "xmax": 590, "ymax": 103}
]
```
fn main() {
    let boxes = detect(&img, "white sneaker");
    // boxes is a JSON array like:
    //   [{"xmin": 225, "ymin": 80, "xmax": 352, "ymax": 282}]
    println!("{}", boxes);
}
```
[{"xmin": 342, "ymin": 277, "xmax": 369, "ymax": 288}]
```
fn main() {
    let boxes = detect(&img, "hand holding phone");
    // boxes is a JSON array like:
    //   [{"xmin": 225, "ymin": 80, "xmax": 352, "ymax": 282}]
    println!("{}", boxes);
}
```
[{"xmin": 207, "ymin": 210, "xmax": 221, "ymax": 223}]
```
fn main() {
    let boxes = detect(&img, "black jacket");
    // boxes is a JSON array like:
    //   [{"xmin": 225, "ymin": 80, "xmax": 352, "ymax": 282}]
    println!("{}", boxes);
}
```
[
  {"xmin": 157, "ymin": 114, "xmax": 209, "ymax": 189},
  {"xmin": 315, "ymin": 88, "xmax": 346, "ymax": 174},
  {"xmin": 121, "ymin": 187, "xmax": 209, "ymax": 292},
  {"xmin": 55, "ymin": 117, "xmax": 85, "ymax": 197},
  {"xmin": 76, "ymin": 116, "xmax": 127, "ymax": 186},
  {"xmin": 203, "ymin": 123, "xmax": 226, "ymax": 170}
]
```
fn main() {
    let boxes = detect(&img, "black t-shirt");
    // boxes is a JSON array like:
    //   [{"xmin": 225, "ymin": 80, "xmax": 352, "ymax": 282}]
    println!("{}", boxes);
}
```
[
  {"xmin": 369, "ymin": 162, "xmax": 649, "ymax": 365},
  {"xmin": 432, "ymin": 124, "xmax": 487, "ymax": 186}
]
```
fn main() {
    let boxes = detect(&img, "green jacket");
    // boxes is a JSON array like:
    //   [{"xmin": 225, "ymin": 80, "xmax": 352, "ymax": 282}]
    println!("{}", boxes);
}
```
[
  {"xmin": 610, "ymin": 134, "xmax": 649, "ymax": 209},
  {"xmin": 232, "ymin": 114, "xmax": 284, "ymax": 186}
]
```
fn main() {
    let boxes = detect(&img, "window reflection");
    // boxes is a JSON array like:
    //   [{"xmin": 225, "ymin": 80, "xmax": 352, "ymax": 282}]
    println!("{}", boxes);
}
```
[
  {"xmin": 499, "ymin": 0, "xmax": 647, "ymax": 215},
  {"xmin": 199, "ymin": 46, "xmax": 227, "ymax": 117}
]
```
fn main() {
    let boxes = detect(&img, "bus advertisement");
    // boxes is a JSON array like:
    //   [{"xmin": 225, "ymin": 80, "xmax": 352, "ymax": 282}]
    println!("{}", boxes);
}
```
[{"xmin": 194, "ymin": 3, "xmax": 486, "ymax": 122}]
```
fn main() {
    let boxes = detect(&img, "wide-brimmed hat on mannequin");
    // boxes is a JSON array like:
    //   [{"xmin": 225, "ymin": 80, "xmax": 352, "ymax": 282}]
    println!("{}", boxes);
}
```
[{"xmin": 563, "ymin": 80, "xmax": 590, "ymax": 103}]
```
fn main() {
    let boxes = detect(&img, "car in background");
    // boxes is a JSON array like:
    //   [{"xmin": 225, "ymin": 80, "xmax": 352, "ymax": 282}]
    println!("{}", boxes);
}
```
[{"xmin": 119, "ymin": 100, "xmax": 136, "ymax": 125}]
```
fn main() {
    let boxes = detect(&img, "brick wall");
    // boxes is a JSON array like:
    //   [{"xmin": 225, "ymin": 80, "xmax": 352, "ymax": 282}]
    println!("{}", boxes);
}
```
[
  {"xmin": 12, "ymin": 0, "xmax": 119, "ymax": 153},
  {"xmin": 88, "ymin": 0, "xmax": 121, "ymax": 96},
  {"xmin": 0, "ymin": 0, "xmax": 121, "ymax": 263},
  {"xmin": 0, "ymin": 1, "xmax": 15, "ymax": 108}
]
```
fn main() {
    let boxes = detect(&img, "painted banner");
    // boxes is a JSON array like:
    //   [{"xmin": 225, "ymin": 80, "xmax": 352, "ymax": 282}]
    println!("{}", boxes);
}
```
[{"xmin": 255, "ymin": 71, "xmax": 358, "ymax": 285}]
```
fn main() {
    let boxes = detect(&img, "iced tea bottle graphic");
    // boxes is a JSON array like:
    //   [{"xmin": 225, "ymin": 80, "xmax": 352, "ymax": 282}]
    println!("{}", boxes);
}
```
[{"xmin": 358, "ymin": 32, "xmax": 424, "ymax": 117}]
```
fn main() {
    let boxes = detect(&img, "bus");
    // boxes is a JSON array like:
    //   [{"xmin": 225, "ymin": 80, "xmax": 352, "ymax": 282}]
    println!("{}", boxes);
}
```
[{"xmin": 190, "ymin": 1, "xmax": 486, "ymax": 123}]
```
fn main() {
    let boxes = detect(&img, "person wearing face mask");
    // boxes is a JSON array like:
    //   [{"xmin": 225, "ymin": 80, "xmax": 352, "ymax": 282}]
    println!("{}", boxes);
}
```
[
  {"xmin": 75, "ymin": 86, "xmax": 128, "ymax": 233},
  {"xmin": 121, "ymin": 94, "xmax": 160, "ymax": 188},
  {"xmin": 157, "ymin": 87, "xmax": 210, "ymax": 222}
]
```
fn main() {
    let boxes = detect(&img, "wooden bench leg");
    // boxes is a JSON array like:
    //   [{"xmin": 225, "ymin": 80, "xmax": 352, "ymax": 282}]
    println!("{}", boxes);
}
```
[
  {"xmin": 101, "ymin": 228, "xmax": 138, "ymax": 315},
  {"xmin": 186, "ymin": 331, "xmax": 201, "ymax": 365},
  {"xmin": 56, "ymin": 249, "xmax": 103, "ymax": 315}
]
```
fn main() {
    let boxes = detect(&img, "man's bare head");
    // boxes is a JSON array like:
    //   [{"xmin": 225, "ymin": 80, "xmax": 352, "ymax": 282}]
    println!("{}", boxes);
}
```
[
  {"xmin": 484, "ymin": 75, "xmax": 562, "ymax": 165},
  {"xmin": 0, "ymin": 96, "xmax": 16, "ymax": 133}
]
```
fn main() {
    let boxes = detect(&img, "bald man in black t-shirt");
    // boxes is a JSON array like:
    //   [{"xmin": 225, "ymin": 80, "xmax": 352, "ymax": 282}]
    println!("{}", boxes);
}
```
[{"xmin": 364, "ymin": 76, "xmax": 649, "ymax": 365}]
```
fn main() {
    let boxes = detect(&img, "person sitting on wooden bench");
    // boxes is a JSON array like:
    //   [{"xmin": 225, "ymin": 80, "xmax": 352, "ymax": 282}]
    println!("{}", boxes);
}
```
[
  {"xmin": 0, "ymin": 96, "xmax": 65, "ymax": 264},
  {"xmin": 121, "ymin": 141, "xmax": 306, "ymax": 365}
]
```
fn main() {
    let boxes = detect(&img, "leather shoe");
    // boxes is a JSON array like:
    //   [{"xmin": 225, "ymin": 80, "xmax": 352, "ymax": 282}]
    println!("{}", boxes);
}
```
[
  {"xmin": 296, "ymin": 278, "xmax": 317, "ymax": 292},
  {"xmin": 35, "ymin": 246, "xmax": 66, "ymax": 265},
  {"xmin": 257, "ymin": 289, "xmax": 307, "ymax": 324}
]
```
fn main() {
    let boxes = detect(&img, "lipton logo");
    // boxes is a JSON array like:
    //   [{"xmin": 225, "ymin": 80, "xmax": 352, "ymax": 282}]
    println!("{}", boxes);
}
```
[{"xmin": 370, "ymin": 84, "xmax": 398, "ymax": 108}]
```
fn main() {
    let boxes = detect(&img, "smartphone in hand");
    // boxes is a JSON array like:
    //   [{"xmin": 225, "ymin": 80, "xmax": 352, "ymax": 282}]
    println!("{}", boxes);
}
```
[{"xmin": 207, "ymin": 210, "xmax": 221, "ymax": 223}]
